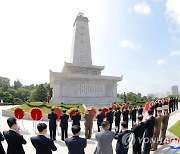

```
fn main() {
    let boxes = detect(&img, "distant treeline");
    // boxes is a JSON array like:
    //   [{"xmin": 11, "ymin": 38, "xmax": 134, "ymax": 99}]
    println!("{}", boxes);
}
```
[{"xmin": 0, "ymin": 76, "xmax": 52, "ymax": 104}]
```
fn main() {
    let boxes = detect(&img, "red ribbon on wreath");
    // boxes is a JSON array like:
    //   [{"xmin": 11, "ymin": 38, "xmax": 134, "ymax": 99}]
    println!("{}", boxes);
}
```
[
  {"xmin": 54, "ymin": 108, "xmax": 62, "ymax": 121},
  {"xmin": 69, "ymin": 109, "xmax": 81, "ymax": 119},
  {"xmin": 102, "ymin": 107, "xmax": 109, "ymax": 118},
  {"xmin": 14, "ymin": 108, "xmax": 24, "ymax": 119},
  {"xmin": 30, "ymin": 108, "xmax": 43, "ymax": 121}
]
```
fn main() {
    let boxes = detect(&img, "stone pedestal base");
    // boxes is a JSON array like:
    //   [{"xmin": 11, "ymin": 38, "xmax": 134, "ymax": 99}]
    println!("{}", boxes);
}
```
[{"xmin": 50, "ymin": 97, "xmax": 122, "ymax": 107}]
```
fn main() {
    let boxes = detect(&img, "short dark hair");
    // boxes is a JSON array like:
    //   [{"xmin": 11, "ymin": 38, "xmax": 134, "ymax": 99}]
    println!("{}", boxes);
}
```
[
  {"xmin": 101, "ymin": 121, "xmax": 110, "ymax": 129},
  {"xmin": 37, "ymin": 123, "xmax": 47, "ymax": 132},
  {"xmin": 99, "ymin": 108, "xmax": 102, "ymax": 112},
  {"xmin": 72, "ymin": 125, "xmax": 81, "ymax": 135},
  {"xmin": 117, "ymin": 107, "xmax": 120, "ymax": 110},
  {"xmin": 7, "ymin": 117, "xmax": 16, "ymax": 128},
  {"xmin": 148, "ymin": 110, "xmax": 153, "ymax": 115},
  {"xmin": 138, "ymin": 115, "xmax": 143, "ymax": 121},
  {"xmin": 121, "ymin": 121, "xmax": 128, "ymax": 128},
  {"xmin": 140, "ymin": 105, "xmax": 142, "ymax": 107},
  {"xmin": 63, "ymin": 109, "xmax": 66, "ymax": 113},
  {"xmin": 109, "ymin": 107, "xmax": 112, "ymax": 110},
  {"xmin": 75, "ymin": 109, "xmax": 78, "ymax": 113}
]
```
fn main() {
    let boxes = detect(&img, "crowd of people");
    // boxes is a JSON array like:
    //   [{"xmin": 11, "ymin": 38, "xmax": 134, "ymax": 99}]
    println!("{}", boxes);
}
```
[{"xmin": 0, "ymin": 97, "xmax": 179, "ymax": 154}]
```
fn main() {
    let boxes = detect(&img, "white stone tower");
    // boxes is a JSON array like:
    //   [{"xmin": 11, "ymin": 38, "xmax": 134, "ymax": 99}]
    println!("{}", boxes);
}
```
[
  {"xmin": 50, "ymin": 13, "xmax": 123, "ymax": 107},
  {"xmin": 70, "ymin": 12, "xmax": 92, "ymax": 66}
]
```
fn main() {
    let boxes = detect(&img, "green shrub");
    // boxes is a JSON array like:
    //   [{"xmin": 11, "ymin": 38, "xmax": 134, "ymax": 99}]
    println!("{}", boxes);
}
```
[{"xmin": 14, "ymin": 98, "xmax": 23, "ymax": 104}]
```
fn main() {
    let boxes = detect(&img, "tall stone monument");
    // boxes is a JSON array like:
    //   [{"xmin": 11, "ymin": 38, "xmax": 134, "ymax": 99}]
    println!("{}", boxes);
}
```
[{"xmin": 50, "ymin": 13, "xmax": 123, "ymax": 106}]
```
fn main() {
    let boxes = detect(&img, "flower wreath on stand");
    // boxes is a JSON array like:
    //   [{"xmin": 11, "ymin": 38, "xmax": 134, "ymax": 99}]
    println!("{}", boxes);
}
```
[{"xmin": 68, "ymin": 108, "xmax": 81, "ymax": 119}]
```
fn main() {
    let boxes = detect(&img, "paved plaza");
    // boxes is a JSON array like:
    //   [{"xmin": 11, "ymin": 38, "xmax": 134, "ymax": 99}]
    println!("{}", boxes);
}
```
[{"xmin": 0, "ymin": 105, "xmax": 180, "ymax": 154}]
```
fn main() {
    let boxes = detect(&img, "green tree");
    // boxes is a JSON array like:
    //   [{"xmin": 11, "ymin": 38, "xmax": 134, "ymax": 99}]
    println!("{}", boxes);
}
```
[
  {"xmin": 13, "ymin": 79, "xmax": 22, "ymax": 89},
  {"xmin": 15, "ymin": 87, "xmax": 30, "ymax": 101},
  {"xmin": 0, "ymin": 91, "xmax": 14, "ymax": 103},
  {"xmin": 0, "ymin": 76, "xmax": 10, "ymax": 91},
  {"xmin": 29, "ymin": 84, "xmax": 47, "ymax": 102}
]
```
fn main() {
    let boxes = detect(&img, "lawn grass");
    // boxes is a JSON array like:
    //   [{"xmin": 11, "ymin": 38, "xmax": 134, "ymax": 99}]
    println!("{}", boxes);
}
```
[
  {"xmin": 168, "ymin": 120, "xmax": 180, "ymax": 137},
  {"xmin": 9, "ymin": 102, "xmax": 85, "ymax": 114}
]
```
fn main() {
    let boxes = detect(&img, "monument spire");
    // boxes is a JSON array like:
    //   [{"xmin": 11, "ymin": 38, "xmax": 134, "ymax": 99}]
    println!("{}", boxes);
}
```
[{"xmin": 70, "ymin": 12, "xmax": 92, "ymax": 66}]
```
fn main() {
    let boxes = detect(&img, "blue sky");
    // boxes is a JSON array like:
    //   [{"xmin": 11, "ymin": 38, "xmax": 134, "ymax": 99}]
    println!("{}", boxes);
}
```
[{"xmin": 0, "ymin": 0, "xmax": 180, "ymax": 95}]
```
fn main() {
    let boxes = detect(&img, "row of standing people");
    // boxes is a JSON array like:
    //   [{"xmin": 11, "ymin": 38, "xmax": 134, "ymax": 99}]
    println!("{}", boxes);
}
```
[{"xmin": 0, "ymin": 100, "xmax": 175, "ymax": 154}]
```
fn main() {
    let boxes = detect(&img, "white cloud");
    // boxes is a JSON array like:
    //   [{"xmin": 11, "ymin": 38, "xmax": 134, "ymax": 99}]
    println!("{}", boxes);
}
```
[
  {"xmin": 133, "ymin": 2, "xmax": 151, "ymax": 15},
  {"xmin": 170, "ymin": 50, "xmax": 180, "ymax": 56},
  {"xmin": 156, "ymin": 59, "xmax": 166, "ymax": 65},
  {"xmin": 166, "ymin": 0, "xmax": 180, "ymax": 27},
  {"xmin": 120, "ymin": 40, "xmax": 141, "ymax": 50}
]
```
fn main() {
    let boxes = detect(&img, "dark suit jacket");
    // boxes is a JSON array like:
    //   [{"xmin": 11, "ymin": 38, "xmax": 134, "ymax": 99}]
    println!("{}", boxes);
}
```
[
  {"xmin": 48, "ymin": 112, "xmax": 58, "ymax": 128},
  {"xmin": 0, "ymin": 132, "xmax": 5, "ymax": 154},
  {"xmin": 96, "ymin": 112, "xmax": 104, "ymax": 125},
  {"xmin": 131, "ymin": 122, "xmax": 146, "ymax": 145},
  {"xmin": 31, "ymin": 135, "xmax": 57, "ymax": 154},
  {"xmin": 65, "ymin": 136, "xmax": 87, "ymax": 154},
  {"xmin": 114, "ymin": 110, "xmax": 121, "ymax": 122},
  {"xmin": 131, "ymin": 109, "xmax": 137, "ymax": 121},
  {"xmin": 138, "ymin": 107, "xmax": 143, "ymax": 115},
  {"xmin": 144, "ymin": 116, "xmax": 155, "ymax": 137},
  {"xmin": 60, "ymin": 114, "xmax": 69, "ymax": 128},
  {"xmin": 71, "ymin": 113, "xmax": 81, "ymax": 126},
  {"xmin": 3, "ymin": 130, "xmax": 26, "ymax": 154},
  {"xmin": 106, "ymin": 111, "xmax": 114, "ymax": 124},
  {"xmin": 115, "ymin": 130, "xmax": 131, "ymax": 154},
  {"xmin": 122, "ymin": 110, "xmax": 129, "ymax": 122}
]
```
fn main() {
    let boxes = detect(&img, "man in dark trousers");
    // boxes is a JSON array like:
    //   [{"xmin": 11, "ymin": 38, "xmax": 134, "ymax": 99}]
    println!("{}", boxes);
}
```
[
  {"xmin": 175, "ymin": 98, "xmax": 178, "ymax": 110},
  {"xmin": 31, "ymin": 123, "xmax": 57, "ymax": 154},
  {"xmin": 173, "ymin": 98, "xmax": 176, "ymax": 112},
  {"xmin": 65, "ymin": 125, "xmax": 87, "ymax": 154},
  {"xmin": 131, "ymin": 115, "xmax": 146, "ymax": 154},
  {"xmin": 114, "ymin": 107, "xmax": 121, "ymax": 133},
  {"xmin": 60, "ymin": 109, "xmax": 69, "ymax": 141},
  {"xmin": 71, "ymin": 109, "xmax": 81, "ymax": 126},
  {"xmin": 106, "ymin": 107, "xmax": 114, "ymax": 131},
  {"xmin": 131, "ymin": 106, "xmax": 137, "ymax": 127},
  {"xmin": 154, "ymin": 101, "xmax": 159, "ymax": 117},
  {"xmin": 138, "ymin": 105, "xmax": 143, "ymax": 115},
  {"xmin": 96, "ymin": 109, "xmax": 104, "ymax": 132},
  {"xmin": 122, "ymin": 107, "xmax": 129, "ymax": 127},
  {"xmin": 0, "ymin": 132, "xmax": 5, "ymax": 154},
  {"xmin": 142, "ymin": 110, "xmax": 155, "ymax": 154},
  {"xmin": 150, "ymin": 102, "xmax": 155, "ymax": 112},
  {"xmin": 169, "ymin": 97, "xmax": 173, "ymax": 113},
  {"xmin": 115, "ymin": 121, "xmax": 131, "ymax": 154},
  {"xmin": 48, "ymin": 108, "xmax": 58, "ymax": 141},
  {"xmin": 3, "ymin": 117, "xmax": 27, "ymax": 154}
]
